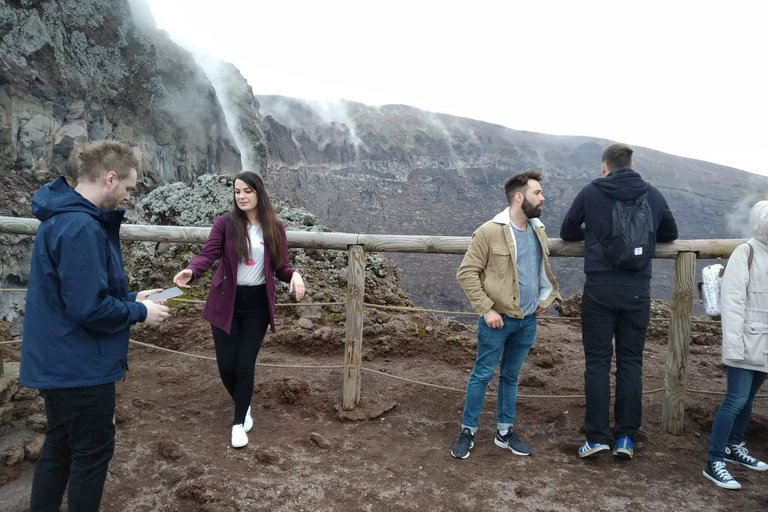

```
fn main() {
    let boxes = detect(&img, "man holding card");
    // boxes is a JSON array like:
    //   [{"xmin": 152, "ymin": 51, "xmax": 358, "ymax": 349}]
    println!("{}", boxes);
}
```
[{"xmin": 20, "ymin": 141, "xmax": 170, "ymax": 512}]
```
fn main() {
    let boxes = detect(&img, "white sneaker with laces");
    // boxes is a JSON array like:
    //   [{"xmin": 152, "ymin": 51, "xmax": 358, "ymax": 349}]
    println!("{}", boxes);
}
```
[
  {"xmin": 231, "ymin": 424, "xmax": 248, "ymax": 448},
  {"xmin": 244, "ymin": 406, "xmax": 253, "ymax": 433}
]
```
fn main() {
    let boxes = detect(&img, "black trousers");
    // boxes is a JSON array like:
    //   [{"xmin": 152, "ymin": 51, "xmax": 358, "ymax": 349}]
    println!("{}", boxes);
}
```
[
  {"xmin": 30, "ymin": 382, "xmax": 116, "ymax": 512},
  {"xmin": 211, "ymin": 284, "xmax": 270, "ymax": 426},
  {"xmin": 581, "ymin": 285, "xmax": 650, "ymax": 444}
]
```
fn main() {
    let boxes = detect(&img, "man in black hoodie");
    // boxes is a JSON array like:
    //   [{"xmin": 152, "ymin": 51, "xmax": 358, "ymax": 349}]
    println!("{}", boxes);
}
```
[{"xmin": 560, "ymin": 143, "xmax": 678, "ymax": 460}]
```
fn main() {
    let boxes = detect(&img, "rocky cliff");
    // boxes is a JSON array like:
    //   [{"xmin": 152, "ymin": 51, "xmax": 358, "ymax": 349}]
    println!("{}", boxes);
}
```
[
  {"xmin": 0, "ymin": 0, "xmax": 269, "ymax": 328},
  {"xmin": 0, "ymin": 0, "xmax": 260, "ymax": 190}
]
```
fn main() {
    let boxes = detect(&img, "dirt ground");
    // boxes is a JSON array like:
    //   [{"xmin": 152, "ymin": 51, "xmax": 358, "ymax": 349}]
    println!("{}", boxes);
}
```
[{"xmin": 4, "ymin": 305, "xmax": 768, "ymax": 512}]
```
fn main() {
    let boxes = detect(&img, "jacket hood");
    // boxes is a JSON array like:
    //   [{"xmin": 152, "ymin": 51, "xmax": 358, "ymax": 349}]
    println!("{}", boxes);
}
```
[
  {"xmin": 749, "ymin": 201, "xmax": 768, "ymax": 243},
  {"xmin": 491, "ymin": 207, "xmax": 545, "ymax": 229},
  {"xmin": 591, "ymin": 168, "xmax": 649, "ymax": 201},
  {"xmin": 32, "ymin": 177, "xmax": 108, "ymax": 222}
]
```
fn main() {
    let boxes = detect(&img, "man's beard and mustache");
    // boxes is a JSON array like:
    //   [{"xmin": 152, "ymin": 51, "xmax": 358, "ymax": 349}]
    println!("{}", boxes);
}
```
[{"xmin": 522, "ymin": 197, "xmax": 543, "ymax": 219}]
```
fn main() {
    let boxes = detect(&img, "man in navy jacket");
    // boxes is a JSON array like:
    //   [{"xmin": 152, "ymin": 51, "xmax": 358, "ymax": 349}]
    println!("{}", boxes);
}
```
[
  {"xmin": 20, "ymin": 141, "xmax": 170, "ymax": 512},
  {"xmin": 560, "ymin": 143, "xmax": 678, "ymax": 460}
]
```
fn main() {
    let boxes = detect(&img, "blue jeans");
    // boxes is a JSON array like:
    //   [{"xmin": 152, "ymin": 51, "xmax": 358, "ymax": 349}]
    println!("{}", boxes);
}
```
[
  {"xmin": 707, "ymin": 366, "xmax": 767, "ymax": 462},
  {"xmin": 461, "ymin": 314, "xmax": 537, "ymax": 433}
]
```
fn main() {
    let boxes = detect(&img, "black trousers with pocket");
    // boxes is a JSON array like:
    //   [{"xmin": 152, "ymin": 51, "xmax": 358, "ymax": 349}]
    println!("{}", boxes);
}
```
[
  {"xmin": 30, "ymin": 382, "xmax": 116, "ymax": 512},
  {"xmin": 211, "ymin": 284, "xmax": 270, "ymax": 426},
  {"xmin": 581, "ymin": 285, "xmax": 650, "ymax": 445}
]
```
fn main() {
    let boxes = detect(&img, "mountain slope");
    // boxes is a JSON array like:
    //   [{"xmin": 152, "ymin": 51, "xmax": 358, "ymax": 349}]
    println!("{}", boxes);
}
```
[{"xmin": 257, "ymin": 96, "xmax": 768, "ymax": 309}]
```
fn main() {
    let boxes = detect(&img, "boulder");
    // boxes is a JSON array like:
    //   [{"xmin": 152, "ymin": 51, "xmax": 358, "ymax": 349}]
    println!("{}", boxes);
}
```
[{"xmin": 24, "ymin": 434, "xmax": 45, "ymax": 461}]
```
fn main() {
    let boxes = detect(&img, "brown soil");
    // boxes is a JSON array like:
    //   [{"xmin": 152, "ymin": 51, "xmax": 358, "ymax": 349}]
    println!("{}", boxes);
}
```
[{"xmin": 5, "ymin": 307, "xmax": 768, "ymax": 511}]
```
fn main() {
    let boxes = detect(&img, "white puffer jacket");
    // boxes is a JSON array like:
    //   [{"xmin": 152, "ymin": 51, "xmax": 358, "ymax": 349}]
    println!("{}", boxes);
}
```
[{"xmin": 721, "ymin": 200, "xmax": 768, "ymax": 372}]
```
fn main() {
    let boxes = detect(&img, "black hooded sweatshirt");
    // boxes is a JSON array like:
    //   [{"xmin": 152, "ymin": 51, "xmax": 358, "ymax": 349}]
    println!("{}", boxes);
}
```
[{"xmin": 559, "ymin": 168, "xmax": 678, "ymax": 290}]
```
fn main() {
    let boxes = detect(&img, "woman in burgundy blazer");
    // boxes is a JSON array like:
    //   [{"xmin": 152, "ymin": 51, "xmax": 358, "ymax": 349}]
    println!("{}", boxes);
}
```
[{"xmin": 173, "ymin": 172, "xmax": 305, "ymax": 448}]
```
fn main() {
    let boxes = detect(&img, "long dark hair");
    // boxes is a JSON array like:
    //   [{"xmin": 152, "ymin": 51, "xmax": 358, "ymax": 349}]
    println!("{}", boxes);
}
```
[{"xmin": 230, "ymin": 172, "xmax": 284, "ymax": 268}]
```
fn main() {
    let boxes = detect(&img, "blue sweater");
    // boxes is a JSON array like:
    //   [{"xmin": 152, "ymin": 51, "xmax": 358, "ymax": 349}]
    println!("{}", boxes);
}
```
[{"xmin": 19, "ymin": 177, "xmax": 147, "ymax": 389}]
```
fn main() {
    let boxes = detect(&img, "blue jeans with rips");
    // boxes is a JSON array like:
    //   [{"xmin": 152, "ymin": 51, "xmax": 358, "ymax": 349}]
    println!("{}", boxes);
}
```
[
  {"xmin": 707, "ymin": 365, "xmax": 767, "ymax": 462},
  {"xmin": 461, "ymin": 313, "xmax": 537, "ymax": 433}
]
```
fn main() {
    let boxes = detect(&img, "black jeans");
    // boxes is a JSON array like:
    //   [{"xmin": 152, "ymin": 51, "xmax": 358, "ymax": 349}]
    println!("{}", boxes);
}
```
[
  {"xmin": 211, "ymin": 284, "xmax": 270, "ymax": 425},
  {"xmin": 30, "ymin": 382, "xmax": 116, "ymax": 512},
  {"xmin": 581, "ymin": 285, "xmax": 650, "ymax": 444}
]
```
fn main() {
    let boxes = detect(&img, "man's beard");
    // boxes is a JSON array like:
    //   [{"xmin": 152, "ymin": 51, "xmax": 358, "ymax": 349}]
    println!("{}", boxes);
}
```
[
  {"xmin": 102, "ymin": 191, "xmax": 122, "ymax": 210},
  {"xmin": 522, "ymin": 197, "xmax": 542, "ymax": 219}
]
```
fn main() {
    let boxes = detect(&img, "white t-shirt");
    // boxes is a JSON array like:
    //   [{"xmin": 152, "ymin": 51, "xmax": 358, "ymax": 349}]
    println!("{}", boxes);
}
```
[{"xmin": 236, "ymin": 224, "xmax": 266, "ymax": 286}]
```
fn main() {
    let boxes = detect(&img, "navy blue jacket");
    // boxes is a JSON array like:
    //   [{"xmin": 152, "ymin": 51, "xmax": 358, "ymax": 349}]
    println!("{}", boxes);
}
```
[
  {"xmin": 19, "ymin": 177, "xmax": 147, "ymax": 389},
  {"xmin": 559, "ymin": 168, "xmax": 678, "ymax": 289}
]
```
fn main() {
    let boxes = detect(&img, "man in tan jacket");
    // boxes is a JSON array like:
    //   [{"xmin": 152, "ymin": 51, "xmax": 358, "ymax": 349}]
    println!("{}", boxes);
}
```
[{"xmin": 450, "ymin": 170, "xmax": 560, "ymax": 459}]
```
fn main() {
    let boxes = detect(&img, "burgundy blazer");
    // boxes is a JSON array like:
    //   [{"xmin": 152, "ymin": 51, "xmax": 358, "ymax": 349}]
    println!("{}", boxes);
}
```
[{"xmin": 186, "ymin": 215, "xmax": 297, "ymax": 334}]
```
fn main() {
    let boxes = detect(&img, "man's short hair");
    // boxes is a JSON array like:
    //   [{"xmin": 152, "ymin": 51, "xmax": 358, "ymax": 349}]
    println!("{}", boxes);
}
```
[
  {"xmin": 504, "ymin": 170, "xmax": 542, "ymax": 205},
  {"xmin": 602, "ymin": 143, "xmax": 633, "ymax": 171},
  {"xmin": 78, "ymin": 140, "xmax": 139, "ymax": 183}
]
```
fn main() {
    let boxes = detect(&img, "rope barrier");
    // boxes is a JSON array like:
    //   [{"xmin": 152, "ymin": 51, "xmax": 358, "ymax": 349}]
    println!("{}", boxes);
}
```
[
  {"xmin": 360, "ymin": 368, "xmax": 667, "ymax": 398},
  {"xmin": 170, "ymin": 297, "xmax": 347, "ymax": 307},
  {"xmin": 128, "ymin": 339, "xmax": 345, "ymax": 369},
  {"xmin": 362, "ymin": 303, "xmax": 478, "ymax": 316},
  {"xmin": 0, "ymin": 286, "xmax": 727, "ymax": 323},
  {"xmin": 2, "ymin": 337, "xmax": 762, "ymax": 398},
  {"xmin": 126, "ymin": 339, "xmax": 666, "ymax": 399},
  {"xmin": 686, "ymin": 388, "xmax": 742, "ymax": 397},
  {"xmin": 0, "ymin": 288, "xmax": 736, "ymax": 399}
]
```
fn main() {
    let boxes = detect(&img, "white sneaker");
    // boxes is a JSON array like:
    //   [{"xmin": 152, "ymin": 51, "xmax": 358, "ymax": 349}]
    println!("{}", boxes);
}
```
[
  {"xmin": 231, "ymin": 424, "xmax": 248, "ymax": 448},
  {"xmin": 244, "ymin": 406, "xmax": 253, "ymax": 433}
]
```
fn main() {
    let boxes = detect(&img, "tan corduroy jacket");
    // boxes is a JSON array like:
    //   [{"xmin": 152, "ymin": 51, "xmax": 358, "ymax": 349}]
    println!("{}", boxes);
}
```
[{"xmin": 457, "ymin": 208, "xmax": 560, "ymax": 318}]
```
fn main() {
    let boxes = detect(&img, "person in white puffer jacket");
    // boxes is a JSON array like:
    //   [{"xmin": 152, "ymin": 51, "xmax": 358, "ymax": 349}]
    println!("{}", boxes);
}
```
[{"xmin": 703, "ymin": 200, "xmax": 768, "ymax": 490}]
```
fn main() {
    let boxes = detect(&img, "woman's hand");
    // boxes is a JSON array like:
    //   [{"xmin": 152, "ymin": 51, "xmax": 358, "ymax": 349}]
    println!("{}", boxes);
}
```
[
  {"xmin": 173, "ymin": 269, "xmax": 193, "ymax": 289},
  {"xmin": 290, "ymin": 272, "xmax": 305, "ymax": 301}
]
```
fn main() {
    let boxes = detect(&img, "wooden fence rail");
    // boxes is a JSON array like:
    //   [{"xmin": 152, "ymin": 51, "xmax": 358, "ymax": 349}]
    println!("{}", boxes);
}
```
[
  {"xmin": 0, "ymin": 216, "xmax": 746, "ymax": 434},
  {"xmin": 0, "ymin": 216, "xmax": 746, "ymax": 256}
]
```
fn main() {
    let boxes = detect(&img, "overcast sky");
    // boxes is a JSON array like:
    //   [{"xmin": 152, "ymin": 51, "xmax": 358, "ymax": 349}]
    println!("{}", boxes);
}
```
[{"xmin": 146, "ymin": 0, "xmax": 767, "ymax": 176}]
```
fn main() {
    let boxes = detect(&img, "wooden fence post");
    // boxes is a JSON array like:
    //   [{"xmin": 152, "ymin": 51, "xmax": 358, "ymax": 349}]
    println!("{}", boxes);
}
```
[
  {"xmin": 662, "ymin": 251, "xmax": 696, "ymax": 434},
  {"xmin": 342, "ymin": 245, "xmax": 365, "ymax": 410}
]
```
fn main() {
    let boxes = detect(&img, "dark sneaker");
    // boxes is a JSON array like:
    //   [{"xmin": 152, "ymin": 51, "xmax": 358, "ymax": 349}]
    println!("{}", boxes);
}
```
[
  {"xmin": 613, "ymin": 436, "xmax": 634, "ymax": 459},
  {"xmin": 450, "ymin": 428, "xmax": 475, "ymax": 459},
  {"xmin": 703, "ymin": 461, "xmax": 741, "ymax": 489},
  {"xmin": 494, "ymin": 428, "xmax": 533, "ymax": 456},
  {"xmin": 578, "ymin": 440, "xmax": 610, "ymax": 458},
  {"xmin": 725, "ymin": 442, "xmax": 768, "ymax": 471}
]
